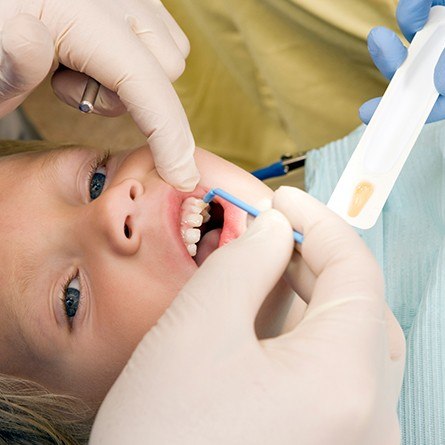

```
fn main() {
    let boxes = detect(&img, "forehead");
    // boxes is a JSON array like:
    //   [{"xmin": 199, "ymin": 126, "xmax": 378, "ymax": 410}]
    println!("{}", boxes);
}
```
[
  {"xmin": 0, "ymin": 151, "xmax": 46, "ymax": 371},
  {"xmin": 0, "ymin": 150, "xmax": 40, "ymax": 188},
  {"xmin": 0, "ymin": 149, "xmax": 60, "ymax": 263},
  {"xmin": 0, "ymin": 148, "xmax": 80, "ymax": 229},
  {"xmin": 0, "ymin": 147, "xmax": 82, "ymax": 190}
]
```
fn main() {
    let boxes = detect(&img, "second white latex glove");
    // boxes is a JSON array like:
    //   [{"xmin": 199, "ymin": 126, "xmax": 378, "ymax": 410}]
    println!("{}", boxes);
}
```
[
  {"xmin": 0, "ymin": 0, "xmax": 198, "ymax": 190},
  {"xmin": 90, "ymin": 187, "xmax": 405, "ymax": 445}
]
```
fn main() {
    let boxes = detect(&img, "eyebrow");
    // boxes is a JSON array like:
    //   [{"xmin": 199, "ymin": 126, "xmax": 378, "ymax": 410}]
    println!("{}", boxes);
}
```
[
  {"xmin": 15, "ymin": 147, "xmax": 85, "ymax": 296},
  {"xmin": 38, "ymin": 146, "xmax": 84, "ymax": 187},
  {"xmin": 8, "ymin": 230, "xmax": 59, "ymax": 369},
  {"xmin": 11, "ymin": 148, "xmax": 92, "ymax": 341},
  {"xmin": 13, "ymin": 236, "xmax": 42, "ymax": 299}
]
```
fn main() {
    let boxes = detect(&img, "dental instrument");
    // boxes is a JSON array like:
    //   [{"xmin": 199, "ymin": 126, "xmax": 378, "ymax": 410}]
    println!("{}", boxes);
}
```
[
  {"xmin": 328, "ymin": 5, "xmax": 445, "ymax": 230},
  {"xmin": 251, "ymin": 153, "xmax": 306, "ymax": 181},
  {"xmin": 79, "ymin": 77, "xmax": 100, "ymax": 113},
  {"xmin": 203, "ymin": 188, "xmax": 304, "ymax": 244}
]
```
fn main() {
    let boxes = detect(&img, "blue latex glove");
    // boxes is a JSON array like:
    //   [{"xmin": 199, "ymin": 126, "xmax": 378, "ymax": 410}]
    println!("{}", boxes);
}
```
[{"xmin": 359, "ymin": 0, "xmax": 445, "ymax": 124}]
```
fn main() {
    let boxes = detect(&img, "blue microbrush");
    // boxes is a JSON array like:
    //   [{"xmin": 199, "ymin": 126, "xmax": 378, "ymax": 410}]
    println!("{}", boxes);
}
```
[{"xmin": 202, "ymin": 188, "xmax": 303, "ymax": 244}]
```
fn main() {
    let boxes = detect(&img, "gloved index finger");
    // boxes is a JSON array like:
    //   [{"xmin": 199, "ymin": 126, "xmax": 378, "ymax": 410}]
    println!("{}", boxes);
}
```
[
  {"xmin": 157, "ymin": 3, "xmax": 190, "ymax": 58},
  {"xmin": 367, "ymin": 27, "xmax": 407, "ymax": 80},
  {"xmin": 55, "ymin": 10, "xmax": 199, "ymax": 191},
  {"xmin": 109, "ymin": 42, "xmax": 199, "ymax": 191}
]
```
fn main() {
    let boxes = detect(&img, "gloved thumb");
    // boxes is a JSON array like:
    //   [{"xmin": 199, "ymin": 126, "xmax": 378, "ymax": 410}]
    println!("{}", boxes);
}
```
[
  {"xmin": 169, "ymin": 208, "xmax": 294, "ymax": 339},
  {"xmin": 273, "ymin": 186, "xmax": 384, "ymax": 309},
  {"xmin": 0, "ymin": 14, "xmax": 55, "ymax": 117}
]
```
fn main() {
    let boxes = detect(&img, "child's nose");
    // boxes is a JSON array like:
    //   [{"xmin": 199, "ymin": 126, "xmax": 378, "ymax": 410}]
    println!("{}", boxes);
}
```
[{"xmin": 90, "ymin": 178, "xmax": 144, "ymax": 256}]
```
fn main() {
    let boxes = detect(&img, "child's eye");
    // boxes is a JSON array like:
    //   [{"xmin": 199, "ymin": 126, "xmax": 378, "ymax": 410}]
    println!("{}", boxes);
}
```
[
  {"xmin": 88, "ymin": 151, "xmax": 110, "ymax": 200},
  {"xmin": 90, "ymin": 166, "xmax": 107, "ymax": 200},
  {"xmin": 63, "ymin": 277, "xmax": 81, "ymax": 319}
]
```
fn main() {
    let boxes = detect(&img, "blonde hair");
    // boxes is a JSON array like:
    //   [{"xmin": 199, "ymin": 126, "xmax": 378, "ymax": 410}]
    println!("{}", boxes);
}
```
[
  {"xmin": 0, "ymin": 140, "xmax": 95, "ymax": 444},
  {"xmin": 0, "ymin": 374, "xmax": 94, "ymax": 444}
]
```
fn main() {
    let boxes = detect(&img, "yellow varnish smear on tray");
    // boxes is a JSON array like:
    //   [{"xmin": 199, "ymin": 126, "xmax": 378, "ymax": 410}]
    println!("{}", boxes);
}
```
[{"xmin": 348, "ymin": 181, "xmax": 374, "ymax": 217}]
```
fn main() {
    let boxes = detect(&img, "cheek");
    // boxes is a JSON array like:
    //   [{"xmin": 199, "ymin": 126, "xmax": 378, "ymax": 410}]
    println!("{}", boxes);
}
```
[
  {"xmin": 92, "ymin": 259, "xmax": 190, "ymax": 335},
  {"xmin": 68, "ymin": 264, "xmax": 187, "ymax": 405},
  {"xmin": 194, "ymin": 147, "xmax": 272, "ymax": 203}
]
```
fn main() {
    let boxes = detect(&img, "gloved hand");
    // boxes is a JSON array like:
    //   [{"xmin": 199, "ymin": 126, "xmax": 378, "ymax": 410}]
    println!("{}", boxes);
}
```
[
  {"xmin": 0, "ymin": 0, "xmax": 198, "ymax": 191},
  {"xmin": 90, "ymin": 186, "xmax": 405, "ymax": 445},
  {"xmin": 360, "ymin": 0, "xmax": 445, "ymax": 125}
]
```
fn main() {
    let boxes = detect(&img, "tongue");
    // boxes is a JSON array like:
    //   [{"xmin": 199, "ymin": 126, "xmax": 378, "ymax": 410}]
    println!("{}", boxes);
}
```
[{"xmin": 195, "ymin": 229, "xmax": 222, "ymax": 267}]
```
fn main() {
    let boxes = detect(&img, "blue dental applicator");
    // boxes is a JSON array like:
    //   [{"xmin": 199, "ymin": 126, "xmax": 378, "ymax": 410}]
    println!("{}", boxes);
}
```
[{"xmin": 202, "ymin": 188, "xmax": 304, "ymax": 244}]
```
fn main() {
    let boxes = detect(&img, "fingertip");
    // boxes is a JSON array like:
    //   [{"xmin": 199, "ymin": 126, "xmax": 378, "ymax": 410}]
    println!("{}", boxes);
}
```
[
  {"xmin": 434, "ymin": 48, "xmax": 445, "ymax": 95},
  {"xmin": 229, "ymin": 207, "xmax": 294, "ymax": 282},
  {"xmin": 273, "ymin": 186, "xmax": 319, "ymax": 235},
  {"xmin": 245, "ymin": 199, "xmax": 273, "ymax": 229},
  {"xmin": 367, "ymin": 26, "xmax": 388, "ymax": 57},
  {"xmin": 253, "ymin": 197, "xmax": 273, "ymax": 212},
  {"xmin": 358, "ymin": 105, "xmax": 371, "ymax": 124},
  {"xmin": 385, "ymin": 306, "xmax": 406, "ymax": 362},
  {"xmin": 359, "ymin": 97, "xmax": 381, "ymax": 124},
  {"xmin": 158, "ymin": 4, "xmax": 191, "ymax": 58},
  {"xmin": 426, "ymin": 95, "xmax": 445, "ymax": 123},
  {"xmin": 273, "ymin": 185, "xmax": 303, "ymax": 204},
  {"xmin": 156, "ymin": 161, "xmax": 200, "ymax": 192},
  {"xmin": 274, "ymin": 185, "xmax": 320, "ymax": 208},
  {"xmin": 254, "ymin": 207, "xmax": 293, "ymax": 236},
  {"xmin": 358, "ymin": 105, "xmax": 370, "ymax": 125},
  {"xmin": 178, "ymin": 33, "xmax": 191, "ymax": 59},
  {"xmin": 272, "ymin": 185, "xmax": 366, "ymax": 255},
  {"xmin": 367, "ymin": 27, "xmax": 406, "ymax": 80},
  {"xmin": 168, "ymin": 57, "xmax": 186, "ymax": 83},
  {"xmin": 229, "ymin": 208, "xmax": 294, "ymax": 267}
]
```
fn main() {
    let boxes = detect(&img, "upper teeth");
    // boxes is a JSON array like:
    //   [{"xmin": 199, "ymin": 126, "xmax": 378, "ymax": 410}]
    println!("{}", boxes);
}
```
[{"xmin": 180, "ymin": 197, "xmax": 211, "ymax": 257}]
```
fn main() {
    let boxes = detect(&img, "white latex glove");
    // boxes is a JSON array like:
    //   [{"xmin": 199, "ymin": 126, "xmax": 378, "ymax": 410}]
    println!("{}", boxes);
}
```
[
  {"xmin": 90, "ymin": 187, "xmax": 405, "ymax": 445},
  {"xmin": 0, "ymin": 0, "xmax": 198, "ymax": 190}
]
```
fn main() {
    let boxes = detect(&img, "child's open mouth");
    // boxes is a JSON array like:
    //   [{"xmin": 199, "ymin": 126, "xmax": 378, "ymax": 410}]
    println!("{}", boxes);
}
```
[{"xmin": 180, "ymin": 196, "xmax": 242, "ymax": 266}]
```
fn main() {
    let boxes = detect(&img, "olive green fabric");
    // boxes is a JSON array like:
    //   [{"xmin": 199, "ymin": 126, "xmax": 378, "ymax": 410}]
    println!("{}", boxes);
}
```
[{"xmin": 164, "ymin": 0, "xmax": 398, "ymax": 170}]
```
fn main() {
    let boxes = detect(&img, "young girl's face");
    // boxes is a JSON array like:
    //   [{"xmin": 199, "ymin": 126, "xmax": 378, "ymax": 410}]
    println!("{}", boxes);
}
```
[{"xmin": 0, "ymin": 145, "xmax": 272, "ymax": 405}]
